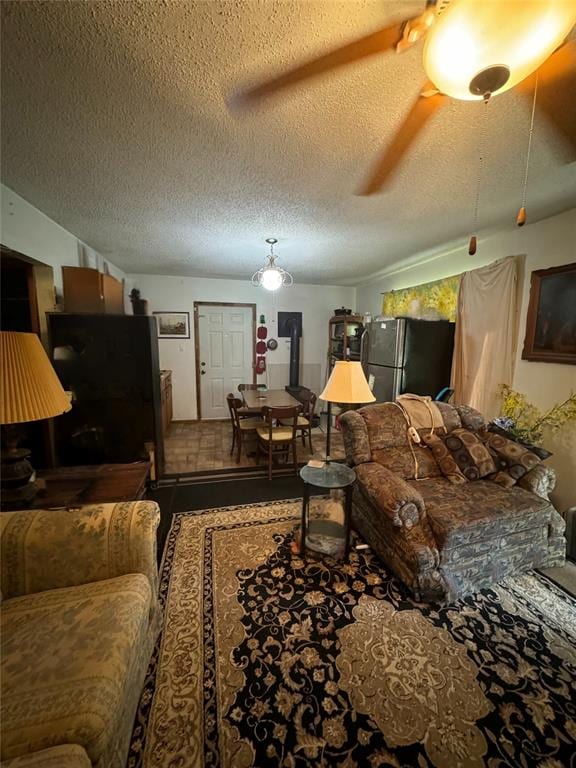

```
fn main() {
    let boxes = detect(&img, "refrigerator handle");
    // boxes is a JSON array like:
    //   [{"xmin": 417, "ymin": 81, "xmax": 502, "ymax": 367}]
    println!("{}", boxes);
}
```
[{"xmin": 360, "ymin": 327, "xmax": 368, "ymax": 369}]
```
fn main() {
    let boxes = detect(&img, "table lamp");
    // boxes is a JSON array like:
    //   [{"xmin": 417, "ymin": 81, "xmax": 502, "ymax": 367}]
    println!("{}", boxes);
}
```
[
  {"xmin": 1, "ymin": 331, "xmax": 72, "ymax": 509},
  {"xmin": 319, "ymin": 361, "xmax": 375, "ymax": 461}
]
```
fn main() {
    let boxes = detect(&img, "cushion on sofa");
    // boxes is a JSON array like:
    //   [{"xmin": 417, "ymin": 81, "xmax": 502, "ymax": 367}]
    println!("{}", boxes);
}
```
[
  {"xmin": 481, "ymin": 431, "xmax": 542, "ymax": 488},
  {"xmin": 360, "ymin": 404, "xmax": 411, "ymax": 451},
  {"xmin": 372, "ymin": 444, "xmax": 443, "ymax": 480},
  {"xmin": 486, "ymin": 424, "xmax": 552, "ymax": 460},
  {"xmin": 423, "ymin": 428, "xmax": 496, "ymax": 482},
  {"xmin": 421, "ymin": 433, "xmax": 468, "ymax": 484},
  {"xmin": 410, "ymin": 477, "xmax": 553, "ymax": 550},
  {"xmin": 0, "ymin": 574, "xmax": 151, "ymax": 765},
  {"xmin": 434, "ymin": 401, "xmax": 462, "ymax": 432},
  {"xmin": 0, "ymin": 745, "xmax": 91, "ymax": 768},
  {"xmin": 454, "ymin": 404, "xmax": 486, "ymax": 432}
]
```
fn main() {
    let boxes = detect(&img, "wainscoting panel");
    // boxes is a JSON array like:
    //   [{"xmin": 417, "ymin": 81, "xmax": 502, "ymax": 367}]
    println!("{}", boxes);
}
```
[{"xmin": 266, "ymin": 363, "xmax": 323, "ymax": 393}]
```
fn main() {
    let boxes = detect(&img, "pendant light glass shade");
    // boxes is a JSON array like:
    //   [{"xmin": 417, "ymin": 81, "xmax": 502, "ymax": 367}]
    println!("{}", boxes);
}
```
[
  {"xmin": 251, "ymin": 238, "xmax": 293, "ymax": 291},
  {"xmin": 423, "ymin": 0, "xmax": 576, "ymax": 101},
  {"xmin": 259, "ymin": 267, "xmax": 284, "ymax": 291}
]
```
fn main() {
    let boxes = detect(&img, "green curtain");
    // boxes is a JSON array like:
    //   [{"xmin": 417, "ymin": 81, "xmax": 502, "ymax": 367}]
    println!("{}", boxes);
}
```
[{"xmin": 382, "ymin": 274, "xmax": 461, "ymax": 322}]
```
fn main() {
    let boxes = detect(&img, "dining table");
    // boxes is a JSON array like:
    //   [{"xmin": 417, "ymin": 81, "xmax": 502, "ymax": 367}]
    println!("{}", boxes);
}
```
[{"xmin": 241, "ymin": 388, "xmax": 300, "ymax": 410}]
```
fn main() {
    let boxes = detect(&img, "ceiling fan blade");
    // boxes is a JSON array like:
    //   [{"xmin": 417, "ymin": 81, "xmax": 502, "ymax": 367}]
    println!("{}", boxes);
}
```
[
  {"xmin": 519, "ymin": 40, "xmax": 576, "ymax": 151},
  {"xmin": 358, "ymin": 85, "xmax": 447, "ymax": 195},
  {"xmin": 238, "ymin": 21, "xmax": 405, "ymax": 103}
]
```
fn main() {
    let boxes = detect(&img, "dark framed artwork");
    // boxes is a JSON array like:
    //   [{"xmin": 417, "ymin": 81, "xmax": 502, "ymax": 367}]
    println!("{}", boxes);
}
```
[
  {"xmin": 278, "ymin": 311, "xmax": 302, "ymax": 338},
  {"xmin": 153, "ymin": 311, "xmax": 190, "ymax": 339},
  {"xmin": 522, "ymin": 262, "xmax": 576, "ymax": 364}
]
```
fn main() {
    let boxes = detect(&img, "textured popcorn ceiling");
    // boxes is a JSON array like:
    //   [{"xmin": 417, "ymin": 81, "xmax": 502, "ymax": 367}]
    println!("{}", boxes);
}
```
[{"xmin": 1, "ymin": 0, "xmax": 575, "ymax": 285}]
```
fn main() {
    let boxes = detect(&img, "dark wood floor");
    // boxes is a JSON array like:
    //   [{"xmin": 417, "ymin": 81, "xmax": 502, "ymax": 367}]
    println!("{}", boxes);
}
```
[{"xmin": 147, "ymin": 474, "xmax": 328, "ymax": 560}]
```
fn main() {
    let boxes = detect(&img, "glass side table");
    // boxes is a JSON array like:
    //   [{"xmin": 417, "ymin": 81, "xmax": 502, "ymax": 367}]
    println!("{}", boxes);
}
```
[{"xmin": 298, "ymin": 463, "xmax": 356, "ymax": 559}]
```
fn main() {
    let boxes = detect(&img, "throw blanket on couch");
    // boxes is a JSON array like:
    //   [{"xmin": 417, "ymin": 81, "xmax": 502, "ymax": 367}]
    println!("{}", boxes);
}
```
[{"xmin": 396, "ymin": 394, "xmax": 443, "ymax": 432}]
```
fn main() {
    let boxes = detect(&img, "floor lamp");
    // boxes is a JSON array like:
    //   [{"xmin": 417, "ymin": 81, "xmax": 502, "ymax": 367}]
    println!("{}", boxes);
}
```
[
  {"xmin": 319, "ymin": 361, "xmax": 375, "ymax": 462},
  {"xmin": 1, "ymin": 331, "xmax": 72, "ymax": 509}
]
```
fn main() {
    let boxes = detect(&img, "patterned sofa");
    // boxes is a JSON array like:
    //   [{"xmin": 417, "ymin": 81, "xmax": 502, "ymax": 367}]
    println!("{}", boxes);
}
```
[
  {"xmin": 0, "ymin": 501, "xmax": 161, "ymax": 768},
  {"xmin": 340, "ymin": 402, "xmax": 566, "ymax": 601}
]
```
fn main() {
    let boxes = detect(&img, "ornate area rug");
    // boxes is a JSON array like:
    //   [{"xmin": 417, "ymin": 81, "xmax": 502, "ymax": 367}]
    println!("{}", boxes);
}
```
[{"xmin": 128, "ymin": 500, "xmax": 576, "ymax": 768}]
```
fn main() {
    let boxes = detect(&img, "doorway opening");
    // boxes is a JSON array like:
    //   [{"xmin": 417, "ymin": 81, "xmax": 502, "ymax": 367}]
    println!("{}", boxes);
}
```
[{"xmin": 161, "ymin": 301, "xmax": 346, "ymax": 478}]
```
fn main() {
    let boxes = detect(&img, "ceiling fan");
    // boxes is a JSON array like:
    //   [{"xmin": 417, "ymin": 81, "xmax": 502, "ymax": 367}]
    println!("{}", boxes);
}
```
[{"xmin": 235, "ymin": 0, "xmax": 576, "ymax": 195}]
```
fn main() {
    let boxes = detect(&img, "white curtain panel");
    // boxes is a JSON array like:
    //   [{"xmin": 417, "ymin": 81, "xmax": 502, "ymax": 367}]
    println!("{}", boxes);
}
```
[{"xmin": 452, "ymin": 255, "xmax": 521, "ymax": 418}]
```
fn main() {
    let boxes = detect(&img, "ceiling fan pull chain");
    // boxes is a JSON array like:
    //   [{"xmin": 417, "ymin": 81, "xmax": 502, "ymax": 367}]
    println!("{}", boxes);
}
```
[
  {"xmin": 517, "ymin": 74, "xmax": 539, "ymax": 227},
  {"xmin": 469, "ymin": 96, "xmax": 490, "ymax": 256}
]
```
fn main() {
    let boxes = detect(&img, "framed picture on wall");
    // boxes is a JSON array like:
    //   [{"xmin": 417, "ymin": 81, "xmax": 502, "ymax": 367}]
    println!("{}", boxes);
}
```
[
  {"xmin": 153, "ymin": 311, "xmax": 190, "ymax": 339},
  {"xmin": 522, "ymin": 262, "xmax": 576, "ymax": 365}
]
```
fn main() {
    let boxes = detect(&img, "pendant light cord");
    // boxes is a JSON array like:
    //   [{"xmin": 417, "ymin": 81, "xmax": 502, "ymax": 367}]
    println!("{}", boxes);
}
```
[
  {"xmin": 472, "ymin": 97, "xmax": 490, "ymax": 236},
  {"xmin": 521, "ymin": 74, "xmax": 539, "ymax": 209}
]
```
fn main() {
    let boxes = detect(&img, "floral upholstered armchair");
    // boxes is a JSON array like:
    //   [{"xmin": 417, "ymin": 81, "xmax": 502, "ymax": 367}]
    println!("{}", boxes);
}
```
[
  {"xmin": 339, "ymin": 402, "xmax": 566, "ymax": 602},
  {"xmin": 0, "ymin": 501, "xmax": 161, "ymax": 768}
]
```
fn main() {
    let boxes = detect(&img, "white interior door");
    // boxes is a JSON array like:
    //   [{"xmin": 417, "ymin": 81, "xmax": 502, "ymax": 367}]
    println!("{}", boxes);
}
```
[{"xmin": 197, "ymin": 304, "xmax": 254, "ymax": 419}]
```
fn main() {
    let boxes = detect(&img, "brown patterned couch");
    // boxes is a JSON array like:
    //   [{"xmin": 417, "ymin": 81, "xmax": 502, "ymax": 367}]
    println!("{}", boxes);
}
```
[
  {"xmin": 0, "ymin": 501, "xmax": 161, "ymax": 768},
  {"xmin": 340, "ymin": 402, "xmax": 566, "ymax": 602}
]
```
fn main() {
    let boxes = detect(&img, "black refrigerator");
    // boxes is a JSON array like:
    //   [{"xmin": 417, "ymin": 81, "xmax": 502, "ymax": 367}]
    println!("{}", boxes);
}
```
[
  {"xmin": 362, "ymin": 317, "xmax": 455, "ymax": 403},
  {"xmin": 48, "ymin": 313, "xmax": 164, "ymax": 473}
]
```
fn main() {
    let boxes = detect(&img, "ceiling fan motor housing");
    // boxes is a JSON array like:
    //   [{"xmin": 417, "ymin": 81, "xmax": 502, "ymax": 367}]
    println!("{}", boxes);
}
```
[
  {"xmin": 423, "ymin": 0, "xmax": 576, "ymax": 101},
  {"xmin": 469, "ymin": 65, "xmax": 511, "ymax": 97}
]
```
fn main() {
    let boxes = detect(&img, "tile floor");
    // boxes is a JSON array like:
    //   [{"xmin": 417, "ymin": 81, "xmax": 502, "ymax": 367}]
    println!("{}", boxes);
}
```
[{"xmin": 163, "ymin": 417, "xmax": 345, "ymax": 475}]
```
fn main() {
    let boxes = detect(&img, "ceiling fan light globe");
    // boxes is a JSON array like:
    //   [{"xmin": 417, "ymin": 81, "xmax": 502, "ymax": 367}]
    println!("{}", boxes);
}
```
[
  {"xmin": 260, "ymin": 268, "xmax": 283, "ymax": 291},
  {"xmin": 423, "ymin": 0, "xmax": 576, "ymax": 101}
]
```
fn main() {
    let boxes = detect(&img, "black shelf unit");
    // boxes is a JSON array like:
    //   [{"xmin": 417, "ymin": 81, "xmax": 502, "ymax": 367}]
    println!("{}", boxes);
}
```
[{"xmin": 328, "ymin": 313, "xmax": 364, "ymax": 368}]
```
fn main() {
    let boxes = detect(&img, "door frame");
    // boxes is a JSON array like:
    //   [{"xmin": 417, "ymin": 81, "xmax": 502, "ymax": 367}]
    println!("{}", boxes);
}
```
[{"xmin": 193, "ymin": 301, "xmax": 257, "ymax": 420}]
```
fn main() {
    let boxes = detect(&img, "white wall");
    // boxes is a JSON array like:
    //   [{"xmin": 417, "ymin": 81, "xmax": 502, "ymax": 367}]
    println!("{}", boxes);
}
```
[
  {"xmin": 131, "ymin": 274, "xmax": 356, "ymax": 421},
  {"xmin": 0, "ymin": 184, "xmax": 127, "ymax": 296},
  {"xmin": 357, "ymin": 208, "xmax": 576, "ymax": 512}
]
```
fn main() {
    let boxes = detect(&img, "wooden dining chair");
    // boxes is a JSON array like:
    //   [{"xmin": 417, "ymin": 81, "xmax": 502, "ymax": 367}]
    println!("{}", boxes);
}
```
[
  {"xmin": 256, "ymin": 405, "xmax": 301, "ymax": 480},
  {"xmin": 237, "ymin": 383, "xmax": 265, "ymax": 417},
  {"xmin": 226, "ymin": 393, "xmax": 264, "ymax": 463},
  {"xmin": 279, "ymin": 392, "xmax": 317, "ymax": 452}
]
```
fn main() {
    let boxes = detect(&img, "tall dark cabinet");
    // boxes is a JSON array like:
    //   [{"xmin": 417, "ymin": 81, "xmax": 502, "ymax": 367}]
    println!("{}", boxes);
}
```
[{"xmin": 48, "ymin": 314, "xmax": 164, "ymax": 475}]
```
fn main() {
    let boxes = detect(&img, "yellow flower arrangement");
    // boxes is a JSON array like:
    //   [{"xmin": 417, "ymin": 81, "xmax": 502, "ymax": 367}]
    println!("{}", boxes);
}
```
[{"xmin": 498, "ymin": 384, "xmax": 576, "ymax": 446}]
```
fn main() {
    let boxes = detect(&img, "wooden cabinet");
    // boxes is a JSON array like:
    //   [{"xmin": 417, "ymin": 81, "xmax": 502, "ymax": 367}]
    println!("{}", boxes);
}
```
[
  {"xmin": 62, "ymin": 267, "xmax": 124, "ymax": 314},
  {"xmin": 22, "ymin": 463, "xmax": 151, "ymax": 508},
  {"xmin": 328, "ymin": 314, "xmax": 364, "ymax": 370},
  {"xmin": 160, "ymin": 370, "xmax": 173, "ymax": 435},
  {"xmin": 49, "ymin": 314, "xmax": 164, "ymax": 476}
]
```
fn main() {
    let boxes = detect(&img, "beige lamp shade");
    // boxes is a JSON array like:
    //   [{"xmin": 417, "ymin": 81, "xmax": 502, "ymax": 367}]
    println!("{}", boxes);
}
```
[
  {"xmin": 1, "ymin": 331, "xmax": 72, "ymax": 425},
  {"xmin": 320, "ymin": 361, "xmax": 376, "ymax": 404}
]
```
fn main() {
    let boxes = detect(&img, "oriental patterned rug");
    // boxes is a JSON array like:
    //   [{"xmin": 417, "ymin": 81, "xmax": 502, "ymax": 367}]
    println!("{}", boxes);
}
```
[{"xmin": 128, "ymin": 500, "xmax": 576, "ymax": 768}]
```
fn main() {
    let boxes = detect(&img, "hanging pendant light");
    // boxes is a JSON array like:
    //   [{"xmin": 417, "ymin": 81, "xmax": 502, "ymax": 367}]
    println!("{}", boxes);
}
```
[{"xmin": 251, "ymin": 238, "xmax": 293, "ymax": 291}]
